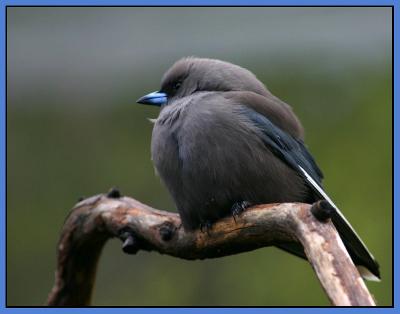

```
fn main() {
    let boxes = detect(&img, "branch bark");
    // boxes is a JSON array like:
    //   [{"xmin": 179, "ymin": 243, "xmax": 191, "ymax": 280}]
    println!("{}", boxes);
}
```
[{"xmin": 46, "ymin": 193, "xmax": 376, "ymax": 306}]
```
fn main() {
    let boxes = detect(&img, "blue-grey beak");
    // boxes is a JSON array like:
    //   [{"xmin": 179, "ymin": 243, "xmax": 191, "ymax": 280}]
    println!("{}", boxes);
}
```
[{"xmin": 137, "ymin": 91, "xmax": 167, "ymax": 106}]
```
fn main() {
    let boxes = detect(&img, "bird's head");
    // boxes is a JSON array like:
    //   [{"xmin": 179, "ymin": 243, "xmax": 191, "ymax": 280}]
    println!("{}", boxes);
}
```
[{"xmin": 137, "ymin": 57, "xmax": 269, "ymax": 106}]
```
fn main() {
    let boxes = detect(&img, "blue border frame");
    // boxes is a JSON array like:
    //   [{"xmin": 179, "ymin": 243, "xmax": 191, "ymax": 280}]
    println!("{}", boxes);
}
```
[
  {"xmin": 0, "ymin": 1, "xmax": 396, "ymax": 312},
  {"xmin": 0, "ymin": 1, "xmax": 396, "ymax": 5}
]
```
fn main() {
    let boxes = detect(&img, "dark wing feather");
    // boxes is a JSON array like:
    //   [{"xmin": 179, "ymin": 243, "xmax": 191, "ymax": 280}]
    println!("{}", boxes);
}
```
[
  {"xmin": 239, "ymin": 106, "xmax": 323, "ymax": 185},
  {"xmin": 238, "ymin": 106, "xmax": 380, "ymax": 280}
]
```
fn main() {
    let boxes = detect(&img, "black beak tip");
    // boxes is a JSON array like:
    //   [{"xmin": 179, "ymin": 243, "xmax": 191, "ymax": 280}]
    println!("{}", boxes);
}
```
[{"xmin": 136, "ymin": 96, "xmax": 146, "ymax": 104}]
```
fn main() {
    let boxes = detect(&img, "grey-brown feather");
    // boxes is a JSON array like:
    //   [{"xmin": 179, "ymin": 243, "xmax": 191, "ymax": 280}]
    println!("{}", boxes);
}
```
[{"xmin": 152, "ymin": 92, "xmax": 310, "ymax": 230}]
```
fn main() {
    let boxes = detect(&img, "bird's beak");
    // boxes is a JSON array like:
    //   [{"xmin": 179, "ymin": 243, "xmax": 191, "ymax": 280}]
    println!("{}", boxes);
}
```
[{"xmin": 137, "ymin": 91, "xmax": 167, "ymax": 106}]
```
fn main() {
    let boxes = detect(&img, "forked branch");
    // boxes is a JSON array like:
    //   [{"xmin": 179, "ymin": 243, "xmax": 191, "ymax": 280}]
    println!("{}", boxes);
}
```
[{"xmin": 46, "ymin": 192, "xmax": 376, "ymax": 306}]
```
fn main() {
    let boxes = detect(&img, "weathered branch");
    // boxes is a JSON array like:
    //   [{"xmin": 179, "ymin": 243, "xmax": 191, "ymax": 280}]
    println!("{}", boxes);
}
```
[{"xmin": 46, "ymin": 192, "xmax": 376, "ymax": 306}]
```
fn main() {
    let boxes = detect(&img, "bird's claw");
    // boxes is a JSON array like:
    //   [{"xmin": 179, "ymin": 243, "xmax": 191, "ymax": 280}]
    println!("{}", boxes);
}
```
[
  {"xmin": 231, "ymin": 201, "xmax": 252, "ymax": 222},
  {"xmin": 199, "ymin": 221, "xmax": 213, "ymax": 235}
]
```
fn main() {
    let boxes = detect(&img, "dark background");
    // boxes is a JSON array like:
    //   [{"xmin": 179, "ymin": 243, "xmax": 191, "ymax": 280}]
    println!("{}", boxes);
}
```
[{"xmin": 7, "ymin": 7, "xmax": 392, "ymax": 306}]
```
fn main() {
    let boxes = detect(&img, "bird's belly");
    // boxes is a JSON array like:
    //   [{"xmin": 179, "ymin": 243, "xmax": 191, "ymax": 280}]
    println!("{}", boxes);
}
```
[
  {"xmin": 152, "ymin": 107, "xmax": 308, "ymax": 230},
  {"xmin": 183, "ymin": 153, "xmax": 307, "ymax": 227}
]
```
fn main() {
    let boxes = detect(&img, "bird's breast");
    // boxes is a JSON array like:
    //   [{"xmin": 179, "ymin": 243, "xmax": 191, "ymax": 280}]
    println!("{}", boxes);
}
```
[{"xmin": 150, "ymin": 95, "xmax": 308, "ymax": 230}]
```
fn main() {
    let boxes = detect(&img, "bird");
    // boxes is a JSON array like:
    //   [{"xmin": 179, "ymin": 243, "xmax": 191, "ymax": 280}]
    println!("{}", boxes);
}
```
[{"xmin": 137, "ymin": 57, "xmax": 380, "ymax": 281}]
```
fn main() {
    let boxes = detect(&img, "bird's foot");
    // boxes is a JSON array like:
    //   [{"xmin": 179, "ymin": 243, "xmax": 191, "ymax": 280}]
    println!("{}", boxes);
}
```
[
  {"xmin": 231, "ymin": 201, "xmax": 252, "ymax": 222},
  {"xmin": 199, "ymin": 221, "xmax": 213, "ymax": 235}
]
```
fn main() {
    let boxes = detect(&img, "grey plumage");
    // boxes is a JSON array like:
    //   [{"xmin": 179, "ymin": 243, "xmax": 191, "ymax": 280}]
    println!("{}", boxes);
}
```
[{"xmin": 138, "ymin": 57, "xmax": 380, "ymax": 280}]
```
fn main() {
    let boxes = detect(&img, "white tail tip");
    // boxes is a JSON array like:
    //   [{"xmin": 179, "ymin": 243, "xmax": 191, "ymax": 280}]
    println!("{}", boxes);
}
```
[{"xmin": 357, "ymin": 265, "xmax": 381, "ymax": 282}]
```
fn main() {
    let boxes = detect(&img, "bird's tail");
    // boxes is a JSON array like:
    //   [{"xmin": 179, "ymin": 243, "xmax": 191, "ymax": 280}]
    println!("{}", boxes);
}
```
[{"xmin": 297, "ymin": 166, "xmax": 380, "ymax": 281}]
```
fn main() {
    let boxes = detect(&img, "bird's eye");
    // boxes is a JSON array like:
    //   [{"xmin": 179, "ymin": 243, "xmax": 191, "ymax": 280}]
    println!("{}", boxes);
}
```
[{"xmin": 172, "ymin": 81, "xmax": 182, "ymax": 91}]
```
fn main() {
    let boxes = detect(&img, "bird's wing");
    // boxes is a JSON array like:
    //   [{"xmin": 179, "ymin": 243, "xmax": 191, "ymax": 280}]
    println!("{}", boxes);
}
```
[{"xmin": 237, "ymin": 105, "xmax": 380, "ymax": 281}]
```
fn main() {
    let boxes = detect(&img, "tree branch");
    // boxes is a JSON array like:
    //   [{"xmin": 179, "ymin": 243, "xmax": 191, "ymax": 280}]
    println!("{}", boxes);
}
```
[{"xmin": 46, "ymin": 192, "xmax": 376, "ymax": 306}]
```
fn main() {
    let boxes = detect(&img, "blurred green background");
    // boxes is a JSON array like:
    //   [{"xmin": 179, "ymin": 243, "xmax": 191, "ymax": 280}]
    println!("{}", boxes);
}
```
[{"xmin": 7, "ymin": 7, "xmax": 392, "ymax": 306}]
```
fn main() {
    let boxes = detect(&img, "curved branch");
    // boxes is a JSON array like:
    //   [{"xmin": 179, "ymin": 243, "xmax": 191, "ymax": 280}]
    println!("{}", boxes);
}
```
[{"xmin": 46, "ymin": 193, "xmax": 376, "ymax": 306}]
